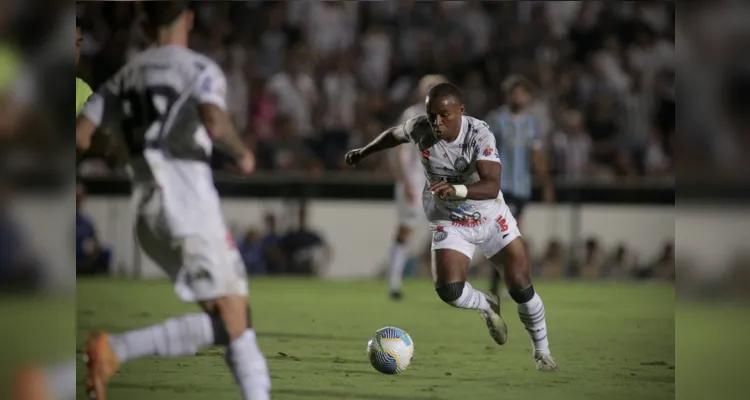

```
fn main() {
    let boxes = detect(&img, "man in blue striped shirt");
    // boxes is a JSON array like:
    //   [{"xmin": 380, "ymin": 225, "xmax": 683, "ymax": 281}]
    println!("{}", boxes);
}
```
[{"xmin": 485, "ymin": 75, "xmax": 554, "ymax": 299}]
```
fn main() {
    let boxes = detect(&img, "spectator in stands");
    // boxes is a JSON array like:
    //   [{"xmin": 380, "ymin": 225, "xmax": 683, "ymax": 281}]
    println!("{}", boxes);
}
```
[
  {"xmin": 551, "ymin": 109, "xmax": 593, "ymax": 180},
  {"xmin": 602, "ymin": 244, "xmax": 638, "ymax": 280},
  {"xmin": 259, "ymin": 213, "xmax": 283, "ymax": 274},
  {"xmin": 266, "ymin": 45, "xmax": 318, "ymax": 138},
  {"xmin": 259, "ymin": 115, "xmax": 323, "ymax": 173},
  {"xmin": 280, "ymin": 204, "xmax": 332, "ymax": 275},
  {"xmin": 586, "ymin": 95, "xmax": 636, "ymax": 178},
  {"xmin": 76, "ymin": 182, "xmax": 112, "ymax": 275},
  {"xmin": 539, "ymin": 239, "xmax": 566, "ymax": 279},
  {"xmin": 579, "ymin": 237, "xmax": 604, "ymax": 279},
  {"xmin": 236, "ymin": 228, "xmax": 267, "ymax": 275},
  {"xmin": 319, "ymin": 52, "xmax": 358, "ymax": 169}
]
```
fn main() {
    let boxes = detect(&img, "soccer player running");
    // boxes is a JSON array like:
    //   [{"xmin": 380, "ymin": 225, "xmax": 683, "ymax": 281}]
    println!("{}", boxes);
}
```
[
  {"xmin": 76, "ymin": 2, "xmax": 270, "ymax": 399},
  {"xmin": 387, "ymin": 74, "xmax": 447, "ymax": 300},
  {"xmin": 345, "ymin": 83, "xmax": 558, "ymax": 371},
  {"xmin": 485, "ymin": 75, "xmax": 554, "ymax": 300}
]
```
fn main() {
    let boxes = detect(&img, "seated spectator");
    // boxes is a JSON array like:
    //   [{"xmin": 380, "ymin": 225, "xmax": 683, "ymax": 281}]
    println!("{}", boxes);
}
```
[
  {"xmin": 539, "ymin": 239, "xmax": 566, "ymax": 279},
  {"xmin": 76, "ymin": 182, "xmax": 112, "ymax": 275},
  {"xmin": 236, "ymin": 228, "xmax": 267, "ymax": 275},
  {"xmin": 578, "ymin": 237, "xmax": 604, "ymax": 279},
  {"xmin": 280, "ymin": 205, "xmax": 332, "ymax": 275},
  {"xmin": 601, "ymin": 244, "xmax": 638, "ymax": 280},
  {"xmin": 259, "ymin": 213, "xmax": 283, "ymax": 274}
]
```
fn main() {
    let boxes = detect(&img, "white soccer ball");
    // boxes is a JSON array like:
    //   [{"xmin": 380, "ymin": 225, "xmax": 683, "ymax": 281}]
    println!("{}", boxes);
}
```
[{"xmin": 366, "ymin": 326, "xmax": 414, "ymax": 374}]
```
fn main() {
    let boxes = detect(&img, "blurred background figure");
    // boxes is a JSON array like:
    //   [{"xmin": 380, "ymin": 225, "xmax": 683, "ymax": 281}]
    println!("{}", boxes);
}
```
[
  {"xmin": 280, "ymin": 204, "xmax": 332, "ymax": 275},
  {"xmin": 75, "ymin": 182, "xmax": 111, "ymax": 276}
]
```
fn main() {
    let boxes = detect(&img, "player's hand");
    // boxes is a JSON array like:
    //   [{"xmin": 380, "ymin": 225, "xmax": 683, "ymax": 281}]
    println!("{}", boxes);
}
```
[
  {"xmin": 428, "ymin": 180, "xmax": 456, "ymax": 199},
  {"xmin": 344, "ymin": 148, "xmax": 366, "ymax": 167},
  {"xmin": 235, "ymin": 152, "xmax": 256, "ymax": 175}
]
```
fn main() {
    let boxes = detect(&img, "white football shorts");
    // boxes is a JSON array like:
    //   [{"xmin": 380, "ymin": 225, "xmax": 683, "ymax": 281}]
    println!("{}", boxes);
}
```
[
  {"xmin": 430, "ymin": 200, "xmax": 521, "ymax": 260},
  {"xmin": 132, "ymin": 185, "xmax": 248, "ymax": 302}
]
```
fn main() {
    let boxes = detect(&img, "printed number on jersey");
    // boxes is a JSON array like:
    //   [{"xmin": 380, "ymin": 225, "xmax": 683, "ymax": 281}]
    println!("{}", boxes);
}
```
[{"xmin": 120, "ymin": 86, "xmax": 179, "ymax": 155}]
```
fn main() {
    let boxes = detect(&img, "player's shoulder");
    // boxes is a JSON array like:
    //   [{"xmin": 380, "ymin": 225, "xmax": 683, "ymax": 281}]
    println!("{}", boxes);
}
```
[
  {"xmin": 464, "ymin": 115, "xmax": 493, "ymax": 138},
  {"xmin": 402, "ymin": 114, "xmax": 431, "ymax": 137}
]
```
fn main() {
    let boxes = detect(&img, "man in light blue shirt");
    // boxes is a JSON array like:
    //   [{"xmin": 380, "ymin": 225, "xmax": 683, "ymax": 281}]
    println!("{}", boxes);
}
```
[{"xmin": 485, "ymin": 75, "xmax": 554, "ymax": 298}]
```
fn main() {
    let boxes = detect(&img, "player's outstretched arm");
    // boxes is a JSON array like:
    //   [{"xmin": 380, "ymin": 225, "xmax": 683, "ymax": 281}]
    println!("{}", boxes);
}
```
[
  {"xmin": 199, "ymin": 103, "xmax": 255, "ymax": 175},
  {"xmin": 345, "ymin": 125, "xmax": 409, "ymax": 166}
]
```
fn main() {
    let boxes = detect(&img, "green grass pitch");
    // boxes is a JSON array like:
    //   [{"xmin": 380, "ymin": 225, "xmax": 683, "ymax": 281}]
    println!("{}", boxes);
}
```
[{"xmin": 76, "ymin": 278, "xmax": 674, "ymax": 400}]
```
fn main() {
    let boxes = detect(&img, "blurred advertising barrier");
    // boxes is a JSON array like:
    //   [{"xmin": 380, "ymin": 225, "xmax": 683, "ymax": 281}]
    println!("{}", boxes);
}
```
[{"xmin": 70, "ymin": 173, "xmax": 675, "ymax": 280}]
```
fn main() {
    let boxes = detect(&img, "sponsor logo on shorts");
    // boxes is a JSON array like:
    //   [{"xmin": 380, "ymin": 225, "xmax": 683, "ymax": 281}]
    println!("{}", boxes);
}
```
[
  {"xmin": 495, "ymin": 216, "xmax": 509, "ymax": 233},
  {"xmin": 451, "ymin": 212, "xmax": 487, "ymax": 227}
]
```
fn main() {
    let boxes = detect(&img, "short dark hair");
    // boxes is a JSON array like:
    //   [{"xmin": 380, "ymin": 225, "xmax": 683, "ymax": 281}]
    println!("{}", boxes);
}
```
[
  {"xmin": 427, "ymin": 82, "xmax": 462, "ymax": 103},
  {"xmin": 502, "ymin": 74, "xmax": 536, "ymax": 96},
  {"xmin": 76, "ymin": 18, "xmax": 81, "ymax": 28},
  {"xmin": 143, "ymin": 0, "xmax": 189, "ymax": 29}
]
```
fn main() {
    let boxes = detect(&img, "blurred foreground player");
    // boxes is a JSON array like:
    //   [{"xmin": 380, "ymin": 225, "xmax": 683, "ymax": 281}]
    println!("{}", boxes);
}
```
[
  {"xmin": 76, "ymin": 2, "xmax": 270, "ymax": 399},
  {"xmin": 387, "ymin": 74, "xmax": 446, "ymax": 300},
  {"xmin": 485, "ymin": 75, "xmax": 554, "ymax": 300},
  {"xmin": 345, "ymin": 83, "xmax": 558, "ymax": 371}
]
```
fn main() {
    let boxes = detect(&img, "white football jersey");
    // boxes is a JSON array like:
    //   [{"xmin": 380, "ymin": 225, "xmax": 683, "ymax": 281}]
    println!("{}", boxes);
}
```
[
  {"xmin": 81, "ymin": 45, "xmax": 229, "ymax": 236},
  {"xmin": 393, "ymin": 115, "xmax": 504, "ymax": 224}
]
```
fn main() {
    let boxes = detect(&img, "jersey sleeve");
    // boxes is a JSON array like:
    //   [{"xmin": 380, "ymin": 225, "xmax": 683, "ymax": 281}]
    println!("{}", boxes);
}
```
[
  {"xmin": 76, "ymin": 78, "xmax": 94, "ymax": 115},
  {"xmin": 192, "ymin": 63, "xmax": 228, "ymax": 111},
  {"xmin": 475, "ymin": 121, "xmax": 501, "ymax": 164},
  {"xmin": 392, "ymin": 115, "xmax": 424, "ymax": 143},
  {"xmin": 80, "ymin": 88, "xmax": 106, "ymax": 128}
]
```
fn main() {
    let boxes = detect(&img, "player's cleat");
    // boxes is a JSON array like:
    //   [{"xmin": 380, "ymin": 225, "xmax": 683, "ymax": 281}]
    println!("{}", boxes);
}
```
[
  {"xmin": 389, "ymin": 290, "xmax": 403, "ymax": 301},
  {"xmin": 481, "ymin": 293, "xmax": 508, "ymax": 345},
  {"xmin": 12, "ymin": 365, "xmax": 50, "ymax": 400},
  {"xmin": 535, "ymin": 354, "xmax": 558, "ymax": 372},
  {"xmin": 83, "ymin": 332, "xmax": 120, "ymax": 399}
]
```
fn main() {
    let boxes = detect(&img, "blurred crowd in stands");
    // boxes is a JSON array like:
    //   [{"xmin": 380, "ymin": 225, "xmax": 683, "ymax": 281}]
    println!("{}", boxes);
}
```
[{"xmin": 76, "ymin": 0, "xmax": 675, "ymax": 182}]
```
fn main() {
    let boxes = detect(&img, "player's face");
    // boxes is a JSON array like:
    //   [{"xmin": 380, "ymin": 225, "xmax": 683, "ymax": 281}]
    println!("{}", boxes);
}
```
[
  {"xmin": 76, "ymin": 27, "xmax": 82, "ymax": 66},
  {"xmin": 509, "ymin": 86, "xmax": 532, "ymax": 109},
  {"xmin": 425, "ymin": 95, "xmax": 464, "ymax": 140}
]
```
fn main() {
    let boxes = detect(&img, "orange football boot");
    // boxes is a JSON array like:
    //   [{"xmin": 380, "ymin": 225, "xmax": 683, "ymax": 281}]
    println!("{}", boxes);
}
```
[{"xmin": 83, "ymin": 332, "xmax": 120, "ymax": 399}]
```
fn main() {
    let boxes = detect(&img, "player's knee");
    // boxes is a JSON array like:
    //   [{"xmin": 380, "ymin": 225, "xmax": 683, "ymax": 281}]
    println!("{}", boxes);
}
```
[
  {"xmin": 504, "ymin": 266, "xmax": 531, "ymax": 293},
  {"xmin": 435, "ymin": 281, "xmax": 465, "ymax": 303},
  {"xmin": 396, "ymin": 226, "xmax": 411, "ymax": 243}
]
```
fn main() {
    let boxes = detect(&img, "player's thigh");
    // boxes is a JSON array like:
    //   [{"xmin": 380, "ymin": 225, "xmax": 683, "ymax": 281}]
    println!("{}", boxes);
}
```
[
  {"xmin": 135, "ymin": 211, "xmax": 182, "ymax": 281},
  {"xmin": 430, "ymin": 225, "xmax": 474, "ymax": 284},
  {"xmin": 479, "ymin": 205, "xmax": 523, "ymax": 267},
  {"xmin": 488, "ymin": 237, "xmax": 531, "ymax": 287},
  {"xmin": 176, "ymin": 231, "xmax": 249, "ymax": 304}
]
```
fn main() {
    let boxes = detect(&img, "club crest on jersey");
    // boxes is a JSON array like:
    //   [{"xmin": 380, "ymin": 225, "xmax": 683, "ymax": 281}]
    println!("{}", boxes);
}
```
[
  {"xmin": 422, "ymin": 150, "xmax": 430, "ymax": 159},
  {"xmin": 453, "ymin": 157, "xmax": 469, "ymax": 173},
  {"xmin": 483, "ymin": 147, "xmax": 494, "ymax": 156}
]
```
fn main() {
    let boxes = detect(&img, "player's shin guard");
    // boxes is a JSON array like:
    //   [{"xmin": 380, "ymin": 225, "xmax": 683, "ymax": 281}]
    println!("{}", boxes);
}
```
[
  {"xmin": 388, "ymin": 242, "xmax": 407, "ymax": 292},
  {"xmin": 435, "ymin": 281, "xmax": 491, "ymax": 312},
  {"xmin": 224, "ymin": 329, "xmax": 271, "ymax": 400},
  {"xmin": 108, "ymin": 312, "xmax": 215, "ymax": 362},
  {"xmin": 510, "ymin": 285, "xmax": 550, "ymax": 356}
]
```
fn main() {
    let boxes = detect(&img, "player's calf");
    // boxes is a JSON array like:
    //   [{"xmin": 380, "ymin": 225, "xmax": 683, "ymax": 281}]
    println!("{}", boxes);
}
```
[
  {"xmin": 490, "ymin": 238, "xmax": 557, "ymax": 370},
  {"xmin": 209, "ymin": 295, "xmax": 271, "ymax": 400}
]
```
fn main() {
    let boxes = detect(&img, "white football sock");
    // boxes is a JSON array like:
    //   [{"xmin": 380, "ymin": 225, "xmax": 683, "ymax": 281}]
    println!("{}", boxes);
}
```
[
  {"xmin": 45, "ymin": 359, "xmax": 76, "ymax": 400},
  {"xmin": 225, "ymin": 329, "xmax": 271, "ymax": 400},
  {"xmin": 109, "ymin": 313, "xmax": 214, "ymax": 363},
  {"xmin": 516, "ymin": 293, "xmax": 550, "ymax": 356},
  {"xmin": 450, "ymin": 282, "xmax": 492, "ymax": 312},
  {"xmin": 388, "ymin": 242, "xmax": 407, "ymax": 292}
]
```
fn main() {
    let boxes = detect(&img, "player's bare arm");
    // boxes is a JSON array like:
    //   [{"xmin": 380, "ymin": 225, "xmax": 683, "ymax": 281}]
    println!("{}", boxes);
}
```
[
  {"xmin": 76, "ymin": 114, "xmax": 97, "ymax": 151},
  {"xmin": 428, "ymin": 160, "xmax": 501, "ymax": 200},
  {"xmin": 345, "ymin": 125, "xmax": 409, "ymax": 166},
  {"xmin": 198, "ymin": 103, "xmax": 255, "ymax": 174}
]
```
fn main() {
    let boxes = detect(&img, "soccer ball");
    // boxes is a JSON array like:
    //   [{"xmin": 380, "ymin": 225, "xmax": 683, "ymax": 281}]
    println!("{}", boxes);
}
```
[{"xmin": 366, "ymin": 326, "xmax": 414, "ymax": 374}]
